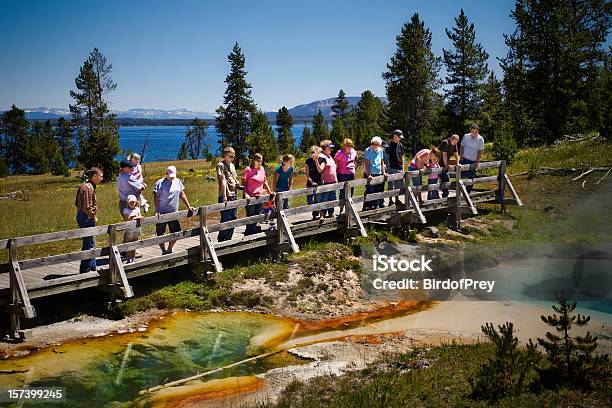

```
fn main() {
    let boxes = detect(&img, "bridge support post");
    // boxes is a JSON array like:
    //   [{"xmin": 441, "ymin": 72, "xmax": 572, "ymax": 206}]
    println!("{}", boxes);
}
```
[
  {"xmin": 498, "ymin": 160, "xmax": 507, "ymax": 212},
  {"xmin": 453, "ymin": 164, "xmax": 463, "ymax": 230},
  {"xmin": 199, "ymin": 207, "xmax": 222, "ymax": 273},
  {"xmin": 345, "ymin": 182, "xmax": 367, "ymax": 237},
  {"xmin": 458, "ymin": 180, "xmax": 478, "ymax": 215},
  {"xmin": 276, "ymin": 194, "xmax": 299, "ymax": 253},
  {"xmin": 7, "ymin": 239, "xmax": 36, "ymax": 340},
  {"xmin": 108, "ymin": 225, "xmax": 134, "ymax": 303}
]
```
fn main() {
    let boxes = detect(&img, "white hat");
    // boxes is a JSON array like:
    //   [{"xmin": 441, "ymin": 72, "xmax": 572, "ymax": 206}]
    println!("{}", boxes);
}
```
[
  {"xmin": 371, "ymin": 136, "xmax": 383, "ymax": 146},
  {"xmin": 166, "ymin": 165, "xmax": 177, "ymax": 179},
  {"xmin": 127, "ymin": 194, "xmax": 138, "ymax": 203}
]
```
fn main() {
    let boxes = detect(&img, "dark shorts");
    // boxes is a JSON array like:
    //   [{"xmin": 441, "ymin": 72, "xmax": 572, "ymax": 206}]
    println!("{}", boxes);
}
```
[{"xmin": 156, "ymin": 220, "xmax": 181, "ymax": 236}]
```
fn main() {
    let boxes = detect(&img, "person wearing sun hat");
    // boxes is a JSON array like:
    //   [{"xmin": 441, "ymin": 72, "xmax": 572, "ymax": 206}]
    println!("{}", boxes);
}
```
[
  {"xmin": 314, "ymin": 139, "xmax": 338, "ymax": 218},
  {"xmin": 153, "ymin": 165, "xmax": 195, "ymax": 254}
]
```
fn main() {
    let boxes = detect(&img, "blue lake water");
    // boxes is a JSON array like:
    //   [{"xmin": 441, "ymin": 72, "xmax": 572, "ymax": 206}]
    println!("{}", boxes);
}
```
[{"xmin": 119, "ymin": 125, "xmax": 307, "ymax": 162}]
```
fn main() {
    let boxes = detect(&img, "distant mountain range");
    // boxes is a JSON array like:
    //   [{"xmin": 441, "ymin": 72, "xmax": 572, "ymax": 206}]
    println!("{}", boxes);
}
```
[
  {"xmin": 23, "ymin": 107, "xmax": 215, "ymax": 120},
  {"xmin": 21, "ymin": 96, "xmax": 388, "ymax": 121}
]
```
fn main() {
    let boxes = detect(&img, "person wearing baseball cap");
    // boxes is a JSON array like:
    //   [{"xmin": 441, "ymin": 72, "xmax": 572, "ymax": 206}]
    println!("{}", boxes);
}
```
[
  {"xmin": 386, "ymin": 129, "xmax": 405, "ymax": 206},
  {"xmin": 363, "ymin": 136, "xmax": 387, "ymax": 210},
  {"xmin": 153, "ymin": 165, "xmax": 195, "ymax": 254},
  {"xmin": 118, "ymin": 159, "xmax": 146, "ymax": 218}
]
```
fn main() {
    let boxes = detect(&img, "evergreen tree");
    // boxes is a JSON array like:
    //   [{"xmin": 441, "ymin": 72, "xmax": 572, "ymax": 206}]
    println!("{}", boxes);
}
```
[
  {"xmin": 536, "ymin": 293, "xmax": 609, "ymax": 389},
  {"xmin": 177, "ymin": 142, "xmax": 188, "ymax": 160},
  {"xmin": 353, "ymin": 90, "xmax": 385, "ymax": 149},
  {"xmin": 330, "ymin": 115, "xmax": 349, "ymax": 148},
  {"xmin": 27, "ymin": 121, "xmax": 55, "ymax": 174},
  {"xmin": 443, "ymin": 9, "xmax": 490, "ymax": 129},
  {"xmin": 51, "ymin": 150, "xmax": 70, "ymax": 177},
  {"xmin": 299, "ymin": 123, "xmax": 315, "ymax": 153},
  {"xmin": 502, "ymin": 0, "xmax": 611, "ymax": 145},
  {"xmin": 0, "ymin": 105, "xmax": 30, "ymax": 174},
  {"xmin": 382, "ymin": 13, "xmax": 442, "ymax": 154},
  {"xmin": 0, "ymin": 157, "xmax": 8, "ymax": 178},
  {"xmin": 311, "ymin": 109, "xmax": 329, "ymax": 144},
  {"xmin": 70, "ymin": 48, "xmax": 120, "ymax": 181},
  {"xmin": 275, "ymin": 106, "xmax": 296, "ymax": 154},
  {"xmin": 479, "ymin": 73, "xmax": 506, "ymax": 141},
  {"xmin": 247, "ymin": 110, "xmax": 278, "ymax": 165},
  {"xmin": 491, "ymin": 122, "xmax": 518, "ymax": 164},
  {"xmin": 471, "ymin": 322, "xmax": 539, "ymax": 400},
  {"xmin": 331, "ymin": 90, "xmax": 350, "ymax": 122},
  {"xmin": 184, "ymin": 118, "xmax": 208, "ymax": 159},
  {"xmin": 55, "ymin": 117, "xmax": 76, "ymax": 167},
  {"xmin": 215, "ymin": 42, "xmax": 257, "ymax": 166}
]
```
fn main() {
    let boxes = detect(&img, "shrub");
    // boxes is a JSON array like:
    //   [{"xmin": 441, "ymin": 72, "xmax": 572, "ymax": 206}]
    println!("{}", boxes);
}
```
[
  {"xmin": 0, "ymin": 157, "xmax": 8, "ymax": 178},
  {"xmin": 51, "ymin": 150, "xmax": 70, "ymax": 177},
  {"xmin": 471, "ymin": 321, "xmax": 539, "ymax": 400},
  {"xmin": 491, "ymin": 123, "xmax": 518, "ymax": 164}
]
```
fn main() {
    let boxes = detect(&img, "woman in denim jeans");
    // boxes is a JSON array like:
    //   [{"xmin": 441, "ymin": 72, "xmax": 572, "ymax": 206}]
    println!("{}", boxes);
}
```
[
  {"xmin": 314, "ymin": 140, "xmax": 338, "ymax": 218},
  {"xmin": 408, "ymin": 148, "xmax": 432, "ymax": 204}
]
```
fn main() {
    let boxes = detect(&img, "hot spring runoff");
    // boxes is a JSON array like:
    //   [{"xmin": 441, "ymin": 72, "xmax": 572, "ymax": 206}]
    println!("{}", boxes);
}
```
[{"xmin": 371, "ymin": 255, "xmax": 496, "ymax": 293}]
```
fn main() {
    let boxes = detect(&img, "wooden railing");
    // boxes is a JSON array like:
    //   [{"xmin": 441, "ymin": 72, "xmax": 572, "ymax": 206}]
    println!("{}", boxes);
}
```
[{"xmin": 1, "ymin": 160, "xmax": 522, "ymax": 339}]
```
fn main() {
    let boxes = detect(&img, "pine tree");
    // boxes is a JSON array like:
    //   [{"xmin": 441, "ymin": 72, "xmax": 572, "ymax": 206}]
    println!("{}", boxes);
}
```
[
  {"xmin": 177, "ymin": 142, "xmax": 188, "ymax": 160},
  {"xmin": 353, "ymin": 90, "xmax": 385, "ymax": 149},
  {"xmin": 0, "ymin": 157, "xmax": 8, "ymax": 178},
  {"xmin": 471, "ymin": 322, "xmax": 539, "ymax": 400},
  {"xmin": 331, "ymin": 90, "xmax": 350, "ymax": 120},
  {"xmin": 443, "ymin": 9, "xmax": 490, "ymax": 129},
  {"xmin": 479, "ymin": 73, "xmax": 507, "ymax": 141},
  {"xmin": 311, "ymin": 109, "xmax": 329, "ymax": 144},
  {"xmin": 299, "ymin": 124, "xmax": 315, "ymax": 153},
  {"xmin": 215, "ymin": 42, "xmax": 257, "ymax": 166},
  {"xmin": 247, "ymin": 110, "xmax": 278, "ymax": 165},
  {"xmin": 184, "ymin": 118, "xmax": 208, "ymax": 159},
  {"xmin": 70, "ymin": 48, "xmax": 120, "ymax": 181},
  {"xmin": 27, "ymin": 121, "xmax": 55, "ymax": 174},
  {"xmin": 51, "ymin": 150, "xmax": 70, "ymax": 177},
  {"xmin": 55, "ymin": 117, "xmax": 76, "ymax": 167},
  {"xmin": 276, "ymin": 106, "xmax": 296, "ymax": 154},
  {"xmin": 330, "ymin": 115, "xmax": 349, "ymax": 148},
  {"xmin": 502, "ymin": 0, "xmax": 610, "ymax": 145},
  {"xmin": 0, "ymin": 105, "xmax": 30, "ymax": 174},
  {"xmin": 383, "ymin": 13, "xmax": 442, "ymax": 155},
  {"xmin": 536, "ymin": 293, "xmax": 609, "ymax": 389}
]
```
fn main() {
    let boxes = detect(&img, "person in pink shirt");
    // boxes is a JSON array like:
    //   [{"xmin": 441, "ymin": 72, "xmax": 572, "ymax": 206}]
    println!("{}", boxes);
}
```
[
  {"xmin": 241, "ymin": 153, "xmax": 273, "ymax": 235},
  {"xmin": 315, "ymin": 140, "xmax": 338, "ymax": 218},
  {"xmin": 427, "ymin": 148, "xmax": 442, "ymax": 200},
  {"xmin": 408, "ymin": 148, "xmax": 432, "ymax": 204},
  {"xmin": 334, "ymin": 138, "xmax": 356, "ymax": 212}
]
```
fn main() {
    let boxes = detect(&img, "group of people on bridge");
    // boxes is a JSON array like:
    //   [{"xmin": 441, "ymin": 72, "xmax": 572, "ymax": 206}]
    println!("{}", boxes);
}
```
[{"xmin": 74, "ymin": 124, "xmax": 485, "ymax": 273}]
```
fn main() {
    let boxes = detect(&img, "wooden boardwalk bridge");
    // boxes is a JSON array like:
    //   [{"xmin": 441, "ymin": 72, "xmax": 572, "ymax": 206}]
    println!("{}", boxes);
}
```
[{"xmin": 0, "ymin": 161, "xmax": 522, "ymax": 339}]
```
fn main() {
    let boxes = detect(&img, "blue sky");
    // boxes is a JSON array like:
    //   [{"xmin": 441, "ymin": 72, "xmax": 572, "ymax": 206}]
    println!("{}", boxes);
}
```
[{"xmin": 0, "ymin": 0, "xmax": 517, "ymax": 112}]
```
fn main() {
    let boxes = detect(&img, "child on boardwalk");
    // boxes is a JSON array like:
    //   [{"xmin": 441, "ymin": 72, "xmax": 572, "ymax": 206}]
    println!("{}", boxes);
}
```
[
  {"xmin": 427, "ymin": 148, "xmax": 441, "ymax": 200},
  {"xmin": 122, "ymin": 194, "xmax": 144, "ymax": 263},
  {"xmin": 129, "ymin": 153, "xmax": 149, "ymax": 213}
]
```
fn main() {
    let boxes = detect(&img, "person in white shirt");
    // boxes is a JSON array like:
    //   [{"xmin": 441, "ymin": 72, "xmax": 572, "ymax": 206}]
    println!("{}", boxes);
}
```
[{"xmin": 459, "ymin": 124, "xmax": 485, "ymax": 193}]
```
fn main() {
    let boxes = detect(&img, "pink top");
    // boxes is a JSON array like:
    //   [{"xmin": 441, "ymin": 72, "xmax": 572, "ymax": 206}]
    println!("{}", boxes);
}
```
[
  {"xmin": 409, "ymin": 149, "xmax": 432, "ymax": 169},
  {"xmin": 243, "ymin": 166, "xmax": 267, "ymax": 197},
  {"xmin": 131, "ymin": 163, "xmax": 143, "ymax": 181},
  {"xmin": 428, "ymin": 161, "xmax": 440, "ymax": 181},
  {"xmin": 334, "ymin": 148, "xmax": 357, "ymax": 175},
  {"xmin": 319, "ymin": 154, "xmax": 338, "ymax": 183}
]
